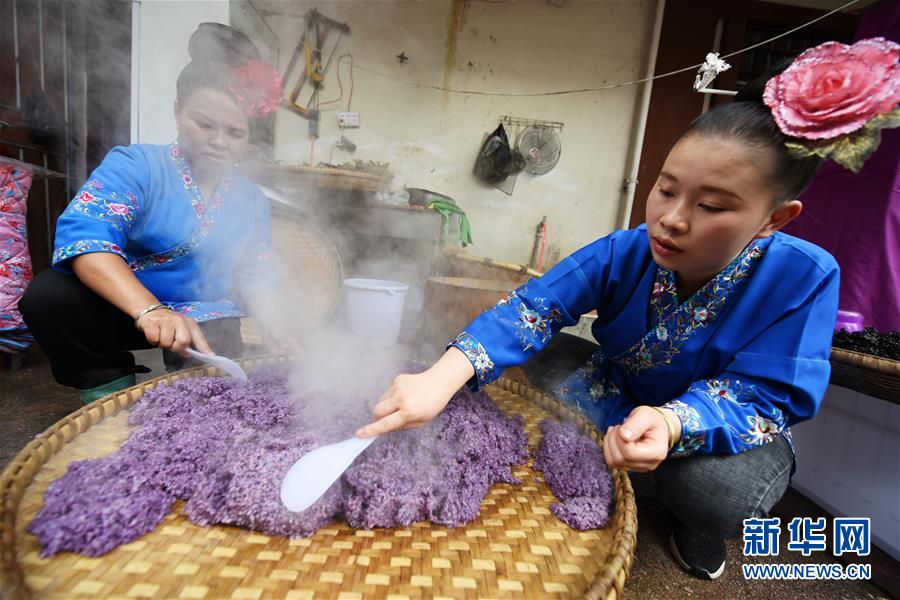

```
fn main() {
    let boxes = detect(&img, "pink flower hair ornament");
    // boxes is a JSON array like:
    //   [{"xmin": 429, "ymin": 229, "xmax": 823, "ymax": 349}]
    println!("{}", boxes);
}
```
[
  {"xmin": 227, "ymin": 59, "xmax": 284, "ymax": 119},
  {"xmin": 763, "ymin": 37, "xmax": 900, "ymax": 173}
]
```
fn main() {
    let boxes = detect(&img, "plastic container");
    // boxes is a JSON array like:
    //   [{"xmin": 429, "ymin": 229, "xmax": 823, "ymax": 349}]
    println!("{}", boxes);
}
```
[
  {"xmin": 343, "ymin": 279, "xmax": 410, "ymax": 347},
  {"xmin": 835, "ymin": 310, "xmax": 864, "ymax": 333}
]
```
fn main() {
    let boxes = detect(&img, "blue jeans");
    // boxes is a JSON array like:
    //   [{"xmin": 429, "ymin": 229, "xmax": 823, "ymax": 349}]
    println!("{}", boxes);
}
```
[{"xmin": 522, "ymin": 333, "xmax": 795, "ymax": 540}]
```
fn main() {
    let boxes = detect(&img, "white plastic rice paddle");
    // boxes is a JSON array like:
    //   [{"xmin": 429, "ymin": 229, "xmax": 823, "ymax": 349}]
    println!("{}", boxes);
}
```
[
  {"xmin": 185, "ymin": 348, "xmax": 248, "ymax": 381},
  {"xmin": 280, "ymin": 436, "xmax": 377, "ymax": 512}
]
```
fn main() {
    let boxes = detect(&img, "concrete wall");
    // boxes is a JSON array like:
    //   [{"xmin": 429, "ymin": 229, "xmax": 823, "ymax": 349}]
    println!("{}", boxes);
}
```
[
  {"xmin": 259, "ymin": 0, "xmax": 656, "ymax": 265},
  {"xmin": 132, "ymin": 0, "xmax": 657, "ymax": 265},
  {"xmin": 131, "ymin": 0, "xmax": 230, "ymax": 144}
]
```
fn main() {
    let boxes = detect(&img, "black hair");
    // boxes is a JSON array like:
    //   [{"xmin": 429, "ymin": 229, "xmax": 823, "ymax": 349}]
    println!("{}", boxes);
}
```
[
  {"xmin": 682, "ymin": 61, "xmax": 822, "ymax": 203},
  {"xmin": 175, "ymin": 23, "xmax": 260, "ymax": 106}
]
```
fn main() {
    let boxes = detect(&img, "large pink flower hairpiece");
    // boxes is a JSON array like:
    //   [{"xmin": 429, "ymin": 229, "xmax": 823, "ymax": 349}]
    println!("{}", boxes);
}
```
[
  {"xmin": 763, "ymin": 37, "xmax": 900, "ymax": 172},
  {"xmin": 228, "ymin": 59, "xmax": 284, "ymax": 119}
]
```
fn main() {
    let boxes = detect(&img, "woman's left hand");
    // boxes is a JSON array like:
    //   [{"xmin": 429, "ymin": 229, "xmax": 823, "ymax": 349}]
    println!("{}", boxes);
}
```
[{"xmin": 603, "ymin": 405, "xmax": 674, "ymax": 472}]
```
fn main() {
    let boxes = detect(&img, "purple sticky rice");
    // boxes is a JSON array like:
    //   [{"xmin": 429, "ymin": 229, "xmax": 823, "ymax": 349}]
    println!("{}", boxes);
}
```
[
  {"xmin": 27, "ymin": 455, "xmax": 174, "ymax": 557},
  {"xmin": 533, "ymin": 419, "xmax": 615, "ymax": 530},
  {"xmin": 29, "ymin": 366, "xmax": 528, "ymax": 557},
  {"xmin": 343, "ymin": 386, "xmax": 527, "ymax": 529},
  {"xmin": 185, "ymin": 427, "xmax": 341, "ymax": 537}
]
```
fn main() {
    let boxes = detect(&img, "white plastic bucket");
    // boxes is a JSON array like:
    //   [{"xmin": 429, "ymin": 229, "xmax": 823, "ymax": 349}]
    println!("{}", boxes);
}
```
[{"xmin": 343, "ymin": 278, "xmax": 410, "ymax": 347}]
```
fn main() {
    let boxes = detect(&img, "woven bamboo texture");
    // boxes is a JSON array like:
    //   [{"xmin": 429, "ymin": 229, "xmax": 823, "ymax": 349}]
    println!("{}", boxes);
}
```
[
  {"xmin": 250, "ymin": 165, "xmax": 391, "ymax": 193},
  {"xmin": 241, "ymin": 212, "xmax": 343, "ymax": 344},
  {"xmin": 830, "ymin": 348, "xmax": 900, "ymax": 405},
  {"xmin": 0, "ymin": 360, "xmax": 637, "ymax": 600}
]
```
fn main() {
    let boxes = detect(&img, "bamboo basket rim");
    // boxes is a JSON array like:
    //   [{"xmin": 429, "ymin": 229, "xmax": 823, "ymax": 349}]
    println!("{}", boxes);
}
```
[
  {"xmin": 830, "ymin": 347, "xmax": 900, "ymax": 374},
  {"xmin": 0, "ymin": 358, "xmax": 637, "ymax": 600}
]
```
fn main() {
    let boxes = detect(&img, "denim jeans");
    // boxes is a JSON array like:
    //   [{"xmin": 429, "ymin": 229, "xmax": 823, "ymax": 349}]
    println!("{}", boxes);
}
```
[
  {"xmin": 522, "ymin": 332, "xmax": 795, "ymax": 540},
  {"xmin": 653, "ymin": 434, "xmax": 793, "ymax": 539}
]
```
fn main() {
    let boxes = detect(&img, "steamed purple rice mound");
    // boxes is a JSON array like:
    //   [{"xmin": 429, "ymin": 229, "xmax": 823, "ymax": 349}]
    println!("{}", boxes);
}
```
[
  {"xmin": 343, "ymin": 386, "xmax": 528, "ymax": 529},
  {"xmin": 533, "ymin": 419, "xmax": 615, "ymax": 530},
  {"xmin": 185, "ymin": 427, "xmax": 340, "ymax": 538},
  {"xmin": 29, "ymin": 367, "xmax": 528, "ymax": 557},
  {"xmin": 27, "ymin": 455, "xmax": 174, "ymax": 557}
]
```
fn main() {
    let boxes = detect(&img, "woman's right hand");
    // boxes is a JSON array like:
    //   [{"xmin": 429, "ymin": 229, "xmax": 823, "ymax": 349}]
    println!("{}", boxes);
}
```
[
  {"xmin": 71, "ymin": 253, "xmax": 214, "ymax": 357},
  {"xmin": 136, "ymin": 308, "xmax": 213, "ymax": 357},
  {"xmin": 356, "ymin": 346, "xmax": 476, "ymax": 438}
]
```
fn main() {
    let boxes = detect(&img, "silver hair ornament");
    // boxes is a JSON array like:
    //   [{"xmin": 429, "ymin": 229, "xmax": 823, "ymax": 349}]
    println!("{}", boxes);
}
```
[{"xmin": 693, "ymin": 52, "xmax": 731, "ymax": 91}]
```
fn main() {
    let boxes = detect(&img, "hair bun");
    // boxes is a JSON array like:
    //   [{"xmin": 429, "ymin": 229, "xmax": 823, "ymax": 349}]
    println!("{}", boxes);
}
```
[
  {"xmin": 188, "ymin": 22, "xmax": 259, "ymax": 68},
  {"xmin": 735, "ymin": 57, "xmax": 794, "ymax": 104}
]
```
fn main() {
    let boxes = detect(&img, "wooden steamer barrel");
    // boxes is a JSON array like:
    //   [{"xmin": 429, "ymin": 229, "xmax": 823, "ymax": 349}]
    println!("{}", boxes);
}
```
[{"xmin": 422, "ymin": 277, "xmax": 519, "ymax": 352}]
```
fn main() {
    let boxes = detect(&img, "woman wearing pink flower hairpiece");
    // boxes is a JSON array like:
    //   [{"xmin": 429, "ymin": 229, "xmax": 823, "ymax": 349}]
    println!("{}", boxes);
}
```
[
  {"xmin": 20, "ymin": 23, "xmax": 287, "ymax": 403},
  {"xmin": 360, "ymin": 37, "xmax": 899, "ymax": 580}
]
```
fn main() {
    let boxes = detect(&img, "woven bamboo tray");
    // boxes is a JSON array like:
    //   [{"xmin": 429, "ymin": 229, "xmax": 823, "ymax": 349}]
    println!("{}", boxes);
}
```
[
  {"xmin": 0, "ymin": 359, "xmax": 637, "ymax": 600},
  {"xmin": 249, "ymin": 165, "xmax": 391, "ymax": 193},
  {"xmin": 830, "ymin": 347, "xmax": 900, "ymax": 405}
]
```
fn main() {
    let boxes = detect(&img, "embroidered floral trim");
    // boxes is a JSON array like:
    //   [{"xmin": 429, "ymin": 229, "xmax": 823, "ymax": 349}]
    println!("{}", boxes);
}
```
[
  {"xmin": 663, "ymin": 399, "xmax": 705, "ymax": 457},
  {"xmin": 52, "ymin": 239, "xmax": 126, "ymax": 265},
  {"xmin": 618, "ymin": 242, "xmax": 766, "ymax": 374},
  {"xmin": 684, "ymin": 377, "xmax": 788, "ymax": 451},
  {"xmin": 490, "ymin": 286, "xmax": 563, "ymax": 353},
  {"xmin": 553, "ymin": 349, "xmax": 621, "ymax": 429},
  {"xmin": 170, "ymin": 143, "xmax": 220, "ymax": 218},
  {"xmin": 450, "ymin": 331, "xmax": 495, "ymax": 387},
  {"xmin": 170, "ymin": 300, "xmax": 243, "ymax": 323},
  {"xmin": 127, "ymin": 145, "xmax": 231, "ymax": 272},
  {"xmin": 743, "ymin": 414, "xmax": 784, "ymax": 446},
  {"xmin": 63, "ymin": 179, "xmax": 141, "ymax": 232},
  {"xmin": 649, "ymin": 274, "xmax": 679, "ymax": 327},
  {"xmin": 781, "ymin": 427, "xmax": 794, "ymax": 454}
]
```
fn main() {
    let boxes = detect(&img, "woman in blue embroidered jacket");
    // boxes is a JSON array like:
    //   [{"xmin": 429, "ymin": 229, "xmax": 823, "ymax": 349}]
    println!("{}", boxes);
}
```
[
  {"xmin": 19, "ymin": 24, "xmax": 283, "ymax": 403},
  {"xmin": 354, "ymin": 47, "xmax": 897, "ymax": 579}
]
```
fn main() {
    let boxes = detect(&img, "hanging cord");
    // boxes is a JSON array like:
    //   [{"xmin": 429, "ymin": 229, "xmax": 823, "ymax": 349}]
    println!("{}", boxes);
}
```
[
  {"xmin": 293, "ymin": 0, "xmax": 862, "ymax": 98},
  {"xmin": 318, "ymin": 53, "xmax": 355, "ymax": 111}
]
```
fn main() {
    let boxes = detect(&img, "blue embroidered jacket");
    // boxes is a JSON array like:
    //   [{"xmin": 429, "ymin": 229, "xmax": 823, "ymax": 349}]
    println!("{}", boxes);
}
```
[
  {"xmin": 52, "ymin": 144, "xmax": 276, "ymax": 322},
  {"xmin": 451, "ymin": 225, "xmax": 839, "ymax": 457}
]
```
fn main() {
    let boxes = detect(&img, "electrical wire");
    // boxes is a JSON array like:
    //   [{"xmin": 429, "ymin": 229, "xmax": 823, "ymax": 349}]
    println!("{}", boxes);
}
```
[
  {"xmin": 318, "ymin": 54, "xmax": 355, "ymax": 112},
  {"xmin": 292, "ymin": 0, "xmax": 863, "ymax": 98}
]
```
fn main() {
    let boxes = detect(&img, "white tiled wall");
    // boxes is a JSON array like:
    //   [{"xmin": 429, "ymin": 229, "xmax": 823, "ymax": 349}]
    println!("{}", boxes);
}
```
[{"xmin": 790, "ymin": 384, "xmax": 900, "ymax": 561}]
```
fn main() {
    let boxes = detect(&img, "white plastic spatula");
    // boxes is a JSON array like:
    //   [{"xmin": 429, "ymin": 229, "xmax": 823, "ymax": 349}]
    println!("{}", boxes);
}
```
[
  {"xmin": 280, "ymin": 436, "xmax": 377, "ymax": 512},
  {"xmin": 185, "ymin": 348, "xmax": 248, "ymax": 381}
]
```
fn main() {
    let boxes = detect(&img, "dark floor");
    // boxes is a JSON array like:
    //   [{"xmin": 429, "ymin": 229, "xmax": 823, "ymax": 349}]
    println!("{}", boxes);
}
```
[{"xmin": 1, "ymin": 347, "xmax": 895, "ymax": 599}]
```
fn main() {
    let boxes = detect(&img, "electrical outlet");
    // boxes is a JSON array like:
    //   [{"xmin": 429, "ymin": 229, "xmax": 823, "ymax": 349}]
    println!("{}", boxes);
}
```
[{"xmin": 338, "ymin": 112, "xmax": 360, "ymax": 127}]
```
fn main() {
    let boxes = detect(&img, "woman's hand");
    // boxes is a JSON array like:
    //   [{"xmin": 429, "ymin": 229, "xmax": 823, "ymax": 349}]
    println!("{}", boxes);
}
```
[
  {"xmin": 356, "ymin": 346, "xmax": 476, "ymax": 438},
  {"xmin": 71, "ymin": 253, "xmax": 213, "ymax": 357},
  {"xmin": 136, "ymin": 309, "xmax": 213, "ymax": 357},
  {"xmin": 355, "ymin": 371, "xmax": 454, "ymax": 437},
  {"xmin": 603, "ymin": 405, "xmax": 681, "ymax": 472}
]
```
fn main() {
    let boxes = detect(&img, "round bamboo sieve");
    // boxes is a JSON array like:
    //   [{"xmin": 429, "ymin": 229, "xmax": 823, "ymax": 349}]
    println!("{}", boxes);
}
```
[{"xmin": 0, "ymin": 358, "xmax": 637, "ymax": 600}]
